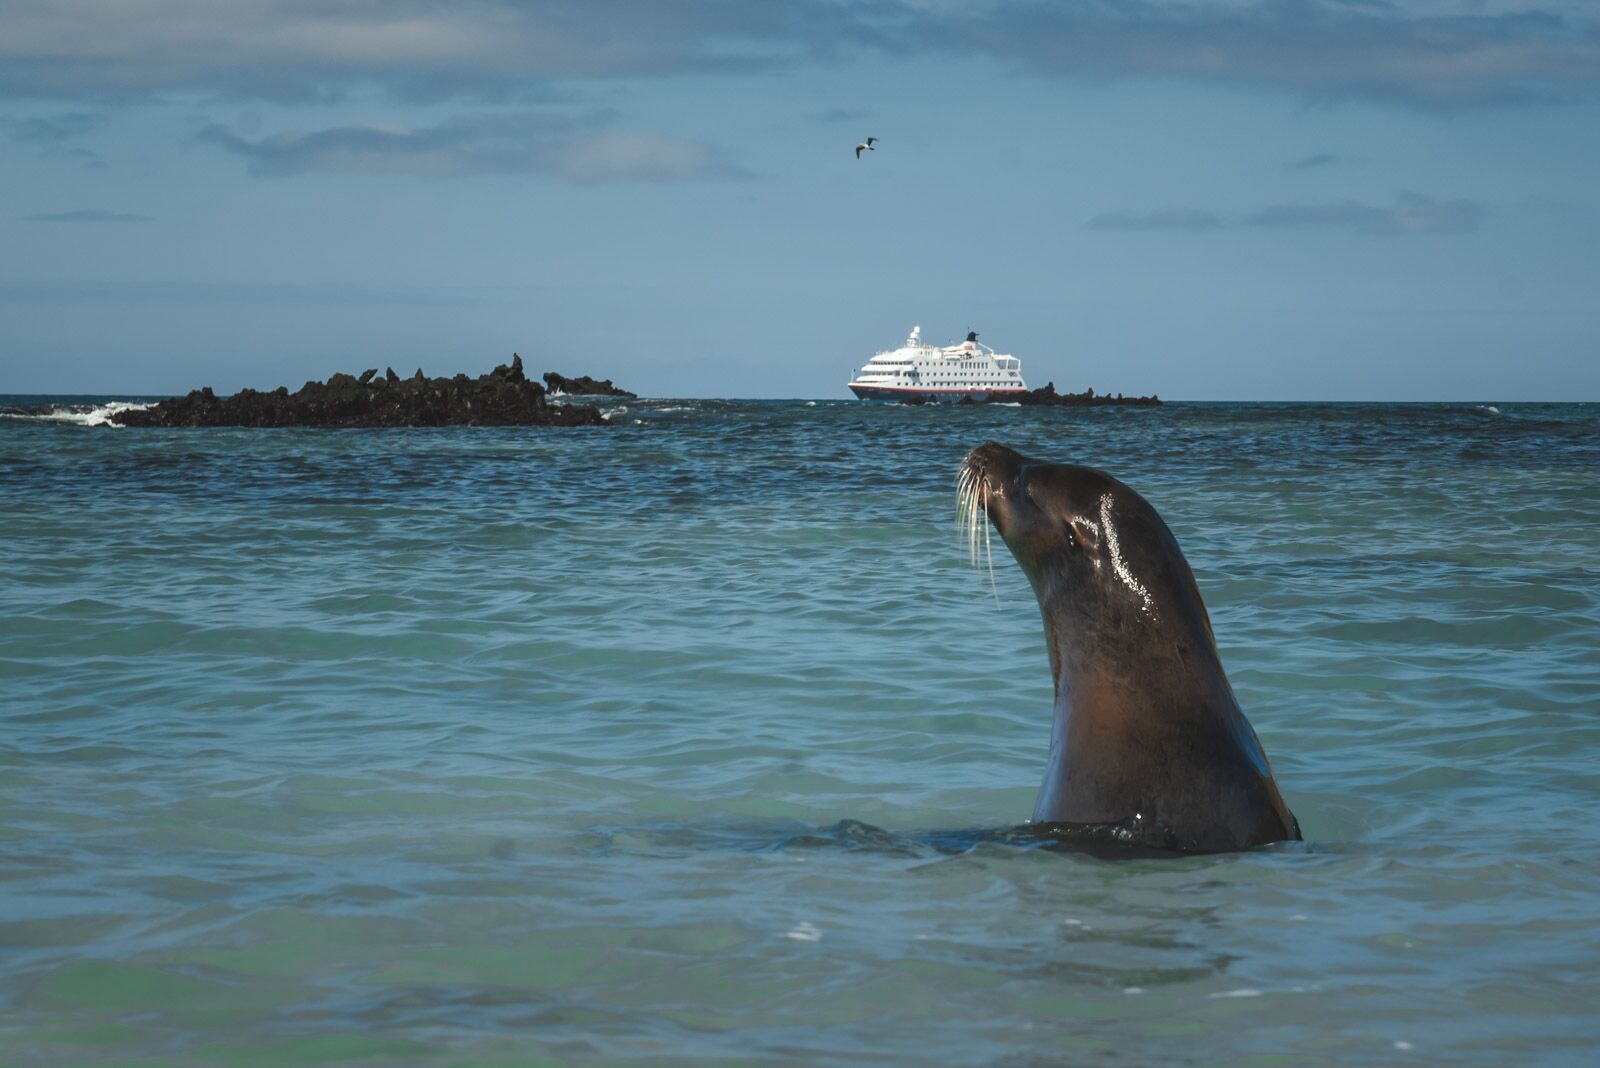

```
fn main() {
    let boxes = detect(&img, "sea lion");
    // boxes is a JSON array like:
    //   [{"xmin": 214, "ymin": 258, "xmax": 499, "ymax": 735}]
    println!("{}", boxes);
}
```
[{"xmin": 959, "ymin": 442, "xmax": 1300, "ymax": 854}]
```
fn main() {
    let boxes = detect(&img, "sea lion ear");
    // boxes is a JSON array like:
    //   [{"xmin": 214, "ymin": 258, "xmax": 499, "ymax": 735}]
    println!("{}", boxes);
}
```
[{"xmin": 1068, "ymin": 518, "xmax": 1099, "ymax": 552}]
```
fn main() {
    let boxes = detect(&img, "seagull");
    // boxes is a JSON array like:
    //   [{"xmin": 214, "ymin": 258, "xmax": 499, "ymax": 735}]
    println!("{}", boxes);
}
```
[{"xmin": 855, "ymin": 136, "xmax": 877, "ymax": 159}]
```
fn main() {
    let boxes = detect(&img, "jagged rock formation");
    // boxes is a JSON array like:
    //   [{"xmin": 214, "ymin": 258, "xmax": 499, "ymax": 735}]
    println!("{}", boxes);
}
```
[
  {"xmin": 1013, "ymin": 383, "xmax": 1161, "ymax": 407},
  {"xmin": 942, "ymin": 385, "xmax": 1163, "ymax": 408},
  {"xmin": 111, "ymin": 355, "xmax": 610, "ymax": 428},
  {"xmin": 542, "ymin": 372, "xmax": 636, "ymax": 398}
]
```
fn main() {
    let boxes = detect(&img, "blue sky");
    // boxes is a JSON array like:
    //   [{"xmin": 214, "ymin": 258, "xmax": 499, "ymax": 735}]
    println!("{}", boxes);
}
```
[{"xmin": 2, "ymin": 1, "xmax": 1597, "ymax": 399}]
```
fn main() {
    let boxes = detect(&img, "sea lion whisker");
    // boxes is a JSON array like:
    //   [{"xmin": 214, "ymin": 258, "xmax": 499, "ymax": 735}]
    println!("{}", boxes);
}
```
[
  {"xmin": 960, "ymin": 440, "xmax": 1301, "ymax": 854},
  {"xmin": 960, "ymin": 486, "xmax": 972, "ymax": 562},
  {"xmin": 969, "ymin": 485, "xmax": 980, "ymax": 566},
  {"xmin": 958, "ymin": 459, "xmax": 1001, "ymax": 603},
  {"xmin": 971, "ymin": 482, "xmax": 984, "ymax": 569},
  {"xmin": 960, "ymin": 466, "xmax": 978, "ymax": 566},
  {"xmin": 957, "ymin": 472, "xmax": 967, "ymax": 545},
  {"xmin": 982, "ymin": 482, "xmax": 1000, "ymax": 606}
]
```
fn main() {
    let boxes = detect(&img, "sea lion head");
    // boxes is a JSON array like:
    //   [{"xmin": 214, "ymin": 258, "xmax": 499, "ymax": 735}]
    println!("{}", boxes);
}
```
[
  {"xmin": 958, "ymin": 441, "xmax": 1212, "ymax": 651},
  {"xmin": 958, "ymin": 441, "xmax": 1300, "ymax": 852}
]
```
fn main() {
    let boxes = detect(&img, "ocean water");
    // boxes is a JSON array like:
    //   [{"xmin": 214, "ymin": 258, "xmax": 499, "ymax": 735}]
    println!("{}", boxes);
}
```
[{"xmin": 1, "ymin": 397, "xmax": 1597, "ymax": 1066}]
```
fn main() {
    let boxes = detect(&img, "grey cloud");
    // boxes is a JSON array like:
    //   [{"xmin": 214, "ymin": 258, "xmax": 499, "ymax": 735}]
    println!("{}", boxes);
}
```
[
  {"xmin": 21, "ymin": 209, "xmax": 154, "ymax": 222},
  {"xmin": 922, "ymin": 1, "xmax": 1600, "ymax": 110},
  {"xmin": 8, "ymin": 111, "xmax": 104, "ymax": 140},
  {"xmin": 1285, "ymin": 153, "xmax": 1340, "ymax": 170},
  {"xmin": 62, "ymin": 145, "xmax": 108, "ymax": 170},
  {"xmin": 5, "ymin": 109, "xmax": 109, "ymax": 166},
  {"xmin": 1, "ymin": 2, "xmax": 1596, "ymax": 110},
  {"xmin": 1242, "ymin": 191, "xmax": 1484, "ymax": 233},
  {"xmin": 548, "ymin": 128, "xmax": 748, "ymax": 184},
  {"xmin": 1089, "ymin": 192, "xmax": 1484, "ymax": 235},
  {"xmin": 0, "ymin": 0, "xmax": 873, "ymax": 103},
  {"xmin": 197, "ymin": 111, "xmax": 748, "ymax": 183}
]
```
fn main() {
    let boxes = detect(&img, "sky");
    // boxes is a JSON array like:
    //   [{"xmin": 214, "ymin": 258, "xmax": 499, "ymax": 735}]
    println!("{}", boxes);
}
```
[{"xmin": 1, "ymin": 0, "xmax": 1597, "ymax": 400}]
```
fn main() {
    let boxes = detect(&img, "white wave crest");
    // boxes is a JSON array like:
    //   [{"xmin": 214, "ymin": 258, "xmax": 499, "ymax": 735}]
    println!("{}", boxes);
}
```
[{"xmin": 5, "ymin": 401, "xmax": 153, "ymax": 427}]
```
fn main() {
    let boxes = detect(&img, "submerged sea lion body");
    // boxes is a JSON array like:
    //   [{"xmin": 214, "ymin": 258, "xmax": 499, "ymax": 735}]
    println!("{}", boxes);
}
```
[{"xmin": 961, "ymin": 442, "xmax": 1299, "ymax": 854}]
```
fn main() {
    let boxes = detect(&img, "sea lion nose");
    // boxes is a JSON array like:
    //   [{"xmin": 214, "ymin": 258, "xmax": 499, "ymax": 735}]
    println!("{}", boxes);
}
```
[{"xmin": 967, "ymin": 441, "xmax": 1025, "ymax": 481}]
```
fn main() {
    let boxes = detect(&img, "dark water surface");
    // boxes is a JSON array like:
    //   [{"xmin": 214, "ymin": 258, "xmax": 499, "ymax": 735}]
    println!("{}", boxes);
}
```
[{"xmin": 2, "ymin": 398, "xmax": 1598, "ymax": 1065}]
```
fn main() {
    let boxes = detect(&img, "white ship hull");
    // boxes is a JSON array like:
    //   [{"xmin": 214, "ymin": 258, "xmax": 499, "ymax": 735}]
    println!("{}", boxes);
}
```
[
  {"xmin": 846, "ymin": 326, "xmax": 1028, "ymax": 404},
  {"xmin": 848, "ymin": 384, "xmax": 1028, "ymax": 403}
]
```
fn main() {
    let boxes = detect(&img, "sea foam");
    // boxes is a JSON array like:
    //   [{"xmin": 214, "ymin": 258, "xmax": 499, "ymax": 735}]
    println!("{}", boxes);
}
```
[{"xmin": 2, "ymin": 401, "xmax": 152, "ymax": 427}]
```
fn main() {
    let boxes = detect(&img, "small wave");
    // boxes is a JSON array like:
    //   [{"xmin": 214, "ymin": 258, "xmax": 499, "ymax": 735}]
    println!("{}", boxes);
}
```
[
  {"xmin": 995, "ymin": 402, "xmax": 1022, "ymax": 408},
  {"xmin": 654, "ymin": 406, "xmax": 694, "ymax": 413},
  {"xmin": 601, "ymin": 406, "xmax": 628, "ymax": 420},
  {"xmin": 1, "ymin": 401, "xmax": 152, "ymax": 427},
  {"xmin": 804, "ymin": 401, "xmax": 817, "ymax": 407}
]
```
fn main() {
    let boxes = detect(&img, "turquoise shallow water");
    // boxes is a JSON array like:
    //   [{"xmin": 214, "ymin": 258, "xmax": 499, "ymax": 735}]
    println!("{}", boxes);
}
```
[{"xmin": 1, "ymin": 397, "xmax": 1598, "ymax": 1066}]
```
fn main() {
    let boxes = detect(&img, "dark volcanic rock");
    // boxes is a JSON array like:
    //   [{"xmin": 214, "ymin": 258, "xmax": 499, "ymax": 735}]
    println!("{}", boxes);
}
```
[
  {"xmin": 892, "ymin": 384, "xmax": 1158, "ymax": 407},
  {"xmin": 1014, "ymin": 383, "xmax": 1161, "ymax": 407},
  {"xmin": 111, "ymin": 354, "xmax": 607, "ymax": 428},
  {"xmin": 542, "ymin": 372, "xmax": 637, "ymax": 398}
]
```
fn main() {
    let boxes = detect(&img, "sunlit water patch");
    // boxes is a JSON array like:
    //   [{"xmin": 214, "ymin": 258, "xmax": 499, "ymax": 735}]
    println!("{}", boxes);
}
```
[{"xmin": 1, "ymin": 398, "xmax": 1597, "ymax": 1064}]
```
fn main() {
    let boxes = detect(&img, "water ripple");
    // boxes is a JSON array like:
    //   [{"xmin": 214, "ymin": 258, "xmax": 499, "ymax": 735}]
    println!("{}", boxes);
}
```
[{"xmin": 2, "ymin": 399, "xmax": 1597, "ymax": 1064}]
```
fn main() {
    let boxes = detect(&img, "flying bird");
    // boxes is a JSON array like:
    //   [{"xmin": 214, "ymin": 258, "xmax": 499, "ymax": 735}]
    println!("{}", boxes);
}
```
[{"xmin": 855, "ymin": 137, "xmax": 877, "ymax": 159}]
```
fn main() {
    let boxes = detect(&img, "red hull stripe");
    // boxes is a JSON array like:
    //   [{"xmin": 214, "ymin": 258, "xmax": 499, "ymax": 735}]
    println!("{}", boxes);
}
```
[{"xmin": 849, "ymin": 385, "xmax": 1028, "ymax": 397}]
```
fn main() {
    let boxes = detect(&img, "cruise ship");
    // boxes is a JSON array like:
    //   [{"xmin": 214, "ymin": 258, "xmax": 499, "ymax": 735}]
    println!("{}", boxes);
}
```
[{"xmin": 847, "ymin": 326, "xmax": 1028, "ymax": 402}]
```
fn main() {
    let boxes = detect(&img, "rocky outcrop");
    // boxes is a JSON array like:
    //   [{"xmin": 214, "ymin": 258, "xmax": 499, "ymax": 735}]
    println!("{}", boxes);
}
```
[
  {"xmin": 110, "ymin": 355, "xmax": 609, "ymax": 428},
  {"xmin": 1013, "ymin": 383, "xmax": 1161, "ymax": 407},
  {"xmin": 542, "ymin": 372, "xmax": 636, "ymax": 398}
]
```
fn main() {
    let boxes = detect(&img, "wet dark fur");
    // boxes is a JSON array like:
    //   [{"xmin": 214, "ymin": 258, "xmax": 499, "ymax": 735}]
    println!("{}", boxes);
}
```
[{"xmin": 963, "ymin": 442, "xmax": 1300, "ymax": 854}]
